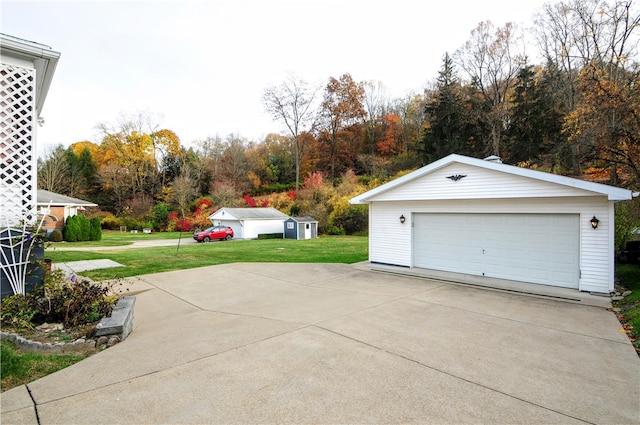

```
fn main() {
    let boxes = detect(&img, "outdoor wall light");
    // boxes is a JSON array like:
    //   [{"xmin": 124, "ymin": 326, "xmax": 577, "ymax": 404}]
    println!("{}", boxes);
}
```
[
  {"xmin": 590, "ymin": 215, "xmax": 600, "ymax": 229},
  {"xmin": 400, "ymin": 214, "xmax": 406, "ymax": 224}
]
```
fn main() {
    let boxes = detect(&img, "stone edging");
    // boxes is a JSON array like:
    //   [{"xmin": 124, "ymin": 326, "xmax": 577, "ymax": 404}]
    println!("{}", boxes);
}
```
[
  {"xmin": 0, "ymin": 331, "xmax": 121, "ymax": 353},
  {"xmin": 0, "ymin": 295, "xmax": 136, "ymax": 353}
]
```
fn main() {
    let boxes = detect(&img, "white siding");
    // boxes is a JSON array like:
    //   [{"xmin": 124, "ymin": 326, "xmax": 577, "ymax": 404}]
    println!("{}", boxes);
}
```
[
  {"xmin": 368, "ymin": 197, "xmax": 614, "ymax": 293},
  {"xmin": 243, "ymin": 220, "xmax": 285, "ymax": 239},
  {"xmin": 369, "ymin": 202, "xmax": 414, "ymax": 267},
  {"xmin": 371, "ymin": 163, "xmax": 601, "ymax": 201}
]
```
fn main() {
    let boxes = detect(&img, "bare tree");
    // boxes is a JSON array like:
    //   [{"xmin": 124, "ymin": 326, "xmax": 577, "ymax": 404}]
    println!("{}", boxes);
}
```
[
  {"xmin": 263, "ymin": 73, "xmax": 319, "ymax": 194},
  {"xmin": 454, "ymin": 21, "xmax": 526, "ymax": 157},
  {"xmin": 363, "ymin": 80, "xmax": 390, "ymax": 155},
  {"xmin": 37, "ymin": 145, "xmax": 70, "ymax": 193},
  {"xmin": 170, "ymin": 167, "xmax": 198, "ymax": 219}
]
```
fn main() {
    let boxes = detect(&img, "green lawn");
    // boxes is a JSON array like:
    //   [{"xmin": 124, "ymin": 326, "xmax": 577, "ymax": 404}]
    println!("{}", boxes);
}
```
[
  {"xmin": 45, "ymin": 235, "xmax": 369, "ymax": 281},
  {"xmin": 615, "ymin": 263, "xmax": 640, "ymax": 353},
  {"xmin": 1, "ymin": 340, "xmax": 88, "ymax": 392},
  {"xmin": 51, "ymin": 230, "xmax": 185, "ymax": 247}
]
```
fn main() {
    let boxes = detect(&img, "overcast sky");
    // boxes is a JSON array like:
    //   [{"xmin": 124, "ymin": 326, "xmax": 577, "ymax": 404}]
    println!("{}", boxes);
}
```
[{"xmin": 2, "ymin": 0, "xmax": 553, "ymax": 157}]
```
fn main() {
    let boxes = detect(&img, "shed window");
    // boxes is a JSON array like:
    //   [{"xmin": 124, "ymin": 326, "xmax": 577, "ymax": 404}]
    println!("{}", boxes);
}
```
[{"xmin": 287, "ymin": 222, "xmax": 294, "ymax": 229}]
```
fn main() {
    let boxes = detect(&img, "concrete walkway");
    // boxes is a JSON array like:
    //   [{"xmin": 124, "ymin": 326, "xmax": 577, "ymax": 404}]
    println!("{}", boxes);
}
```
[{"xmin": 2, "ymin": 263, "xmax": 638, "ymax": 424}]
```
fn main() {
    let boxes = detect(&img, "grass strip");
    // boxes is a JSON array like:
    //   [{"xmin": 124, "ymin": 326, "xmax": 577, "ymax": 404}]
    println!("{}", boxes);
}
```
[
  {"xmin": 615, "ymin": 263, "xmax": 640, "ymax": 353},
  {"xmin": 45, "ymin": 236, "xmax": 368, "ymax": 281},
  {"xmin": 1, "ymin": 340, "xmax": 88, "ymax": 392}
]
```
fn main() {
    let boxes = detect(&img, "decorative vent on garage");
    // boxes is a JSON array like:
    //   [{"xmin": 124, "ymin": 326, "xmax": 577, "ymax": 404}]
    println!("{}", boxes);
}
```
[
  {"xmin": 0, "ymin": 64, "xmax": 36, "ymax": 226},
  {"xmin": 446, "ymin": 174, "xmax": 467, "ymax": 181}
]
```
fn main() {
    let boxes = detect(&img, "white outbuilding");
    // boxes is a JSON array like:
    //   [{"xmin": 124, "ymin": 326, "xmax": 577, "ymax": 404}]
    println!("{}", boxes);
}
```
[
  {"xmin": 208, "ymin": 207, "xmax": 289, "ymax": 240},
  {"xmin": 350, "ymin": 154, "xmax": 637, "ymax": 294}
]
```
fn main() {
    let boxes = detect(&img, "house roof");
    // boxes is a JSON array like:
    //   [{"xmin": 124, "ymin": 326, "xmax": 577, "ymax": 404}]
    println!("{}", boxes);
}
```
[
  {"xmin": 37, "ymin": 190, "xmax": 97, "ymax": 207},
  {"xmin": 351, "ymin": 154, "xmax": 635, "ymax": 204},
  {"xmin": 0, "ymin": 33, "xmax": 61, "ymax": 115},
  {"xmin": 209, "ymin": 207, "xmax": 289, "ymax": 221},
  {"xmin": 287, "ymin": 216, "xmax": 318, "ymax": 223}
]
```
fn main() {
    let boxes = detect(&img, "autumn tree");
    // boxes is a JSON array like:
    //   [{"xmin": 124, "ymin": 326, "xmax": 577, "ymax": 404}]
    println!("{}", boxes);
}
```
[
  {"xmin": 534, "ymin": 0, "xmax": 640, "ymax": 176},
  {"xmin": 387, "ymin": 94, "xmax": 426, "ymax": 171},
  {"xmin": 455, "ymin": 21, "xmax": 526, "ymax": 157},
  {"xmin": 565, "ymin": 64, "xmax": 640, "ymax": 185},
  {"xmin": 263, "ymin": 74, "xmax": 319, "ymax": 194},
  {"xmin": 150, "ymin": 128, "xmax": 182, "ymax": 190},
  {"xmin": 94, "ymin": 114, "xmax": 184, "ymax": 210},
  {"xmin": 317, "ymin": 73, "xmax": 367, "ymax": 182}
]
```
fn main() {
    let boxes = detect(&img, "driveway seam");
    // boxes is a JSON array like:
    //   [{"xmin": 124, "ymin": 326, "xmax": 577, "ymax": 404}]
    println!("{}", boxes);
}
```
[
  {"xmin": 316, "ymin": 325, "xmax": 596, "ymax": 425},
  {"xmin": 26, "ymin": 322, "xmax": 315, "ymax": 407},
  {"xmin": 408, "ymin": 296, "xmax": 630, "ymax": 345}
]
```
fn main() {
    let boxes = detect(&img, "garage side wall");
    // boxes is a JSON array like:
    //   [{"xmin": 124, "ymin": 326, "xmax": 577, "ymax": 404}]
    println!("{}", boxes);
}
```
[
  {"xmin": 368, "ymin": 197, "xmax": 614, "ymax": 293},
  {"xmin": 244, "ymin": 220, "xmax": 285, "ymax": 239}
]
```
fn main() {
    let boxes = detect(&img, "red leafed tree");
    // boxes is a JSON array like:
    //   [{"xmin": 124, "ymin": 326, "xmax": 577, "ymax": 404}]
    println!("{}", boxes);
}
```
[{"xmin": 376, "ymin": 114, "xmax": 402, "ymax": 157}]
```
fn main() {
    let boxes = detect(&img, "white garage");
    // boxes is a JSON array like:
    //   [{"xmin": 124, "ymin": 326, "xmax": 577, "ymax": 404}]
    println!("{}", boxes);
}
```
[
  {"xmin": 208, "ymin": 207, "xmax": 289, "ymax": 240},
  {"xmin": 350, "ymin": 154, "xmax": 637, "ymax": 294}
]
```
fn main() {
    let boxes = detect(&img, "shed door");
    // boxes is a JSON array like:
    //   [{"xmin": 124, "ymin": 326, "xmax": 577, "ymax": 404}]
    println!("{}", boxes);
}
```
[{"xmin": 413, "ymin": 213, "xmax": 579, "ymax": 289}]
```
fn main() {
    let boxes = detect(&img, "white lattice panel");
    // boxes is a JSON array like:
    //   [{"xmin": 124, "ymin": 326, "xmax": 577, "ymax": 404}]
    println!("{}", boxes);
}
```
[{"xmin": 0, "ymin": 63, "xmax": 36, "ymax": 227}]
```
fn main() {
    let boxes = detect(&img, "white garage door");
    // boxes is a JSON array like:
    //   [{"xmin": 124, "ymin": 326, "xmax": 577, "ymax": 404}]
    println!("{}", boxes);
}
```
[{"xmin": 413, "ymin": 213, "xmax": 580, "ymax": 289}]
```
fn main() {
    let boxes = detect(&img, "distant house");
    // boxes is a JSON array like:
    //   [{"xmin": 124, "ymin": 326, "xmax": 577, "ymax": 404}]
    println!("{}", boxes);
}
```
[
  {"xmin": 284, "ymin": 217, "xmax": 318, "ymax": 240},
  {"xmin": 37, "ymin": 190, "xmax": 97, "ymax": 236},
  {"xmin": 0, "ymin": 34, "xmax": 60, "ymax": 227},
  {"xmin": 208, "ymin": 208, "xmax": 289, "ymax": 239}
]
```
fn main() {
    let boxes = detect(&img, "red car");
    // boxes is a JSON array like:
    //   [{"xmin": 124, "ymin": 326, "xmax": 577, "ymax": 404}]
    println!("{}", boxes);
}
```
[{"xmin": 193, "ymin": 226, "xmax": 234, "ymax": 242}]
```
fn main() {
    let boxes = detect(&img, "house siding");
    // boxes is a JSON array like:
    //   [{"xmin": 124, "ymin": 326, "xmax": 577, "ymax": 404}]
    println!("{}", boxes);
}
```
[
  {"xmin": 372, "ymin": 163, "xmax": 601, "ymax": 201},
  {"xmin": 369, "ymin": 197, "xmax": 613, "ymax": 293},
  {"xmin": 369, "ymin": 203, "xmax": 412, "ymax": 267}
]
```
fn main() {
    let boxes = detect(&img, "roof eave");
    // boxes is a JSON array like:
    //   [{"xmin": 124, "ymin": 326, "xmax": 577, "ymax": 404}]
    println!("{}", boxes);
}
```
[
  {"xmin": 0, "ymin": 34, "xmax": 61, "ymax": 114},
  {"xmin": 349, "ymin": 154, "xmax": 635, "ymax": 203}
]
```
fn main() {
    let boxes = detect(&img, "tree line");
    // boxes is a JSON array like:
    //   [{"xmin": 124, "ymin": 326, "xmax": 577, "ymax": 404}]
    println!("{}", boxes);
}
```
[{"xmin": 38, "ymin": 0, "xmax": 640, "ymax": 233}]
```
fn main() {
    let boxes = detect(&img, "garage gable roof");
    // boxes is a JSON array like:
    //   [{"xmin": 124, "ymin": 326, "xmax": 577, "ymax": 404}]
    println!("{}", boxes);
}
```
[
  {"xmin": 209, "ymin": 207, "xmax": 289, "ymax": 221},
  {"xmin": 350, "ymin": 154, "xmax": 634, "ymax": 203}
]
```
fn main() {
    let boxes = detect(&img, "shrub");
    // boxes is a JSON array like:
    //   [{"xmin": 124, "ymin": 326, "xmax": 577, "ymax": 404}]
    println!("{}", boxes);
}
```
[
  {"xmin": 189, "ymin": 213, "xmax": 212, "ymax": 232},
  {"xmin": 63, "ymin": 216, "xmax": 81, "ymax": 242},
  {"xmin": 330, "ymin": 205, "xmax": 368, "ymax": 235},
  {"xmin": 0, "ymin": 293, "xmax": 38, "ymax": 329},
  {"xmin": 48, "ymin": 229, "xmax": 63, "ymax": 242},
  {"xmin": 257, "ymin": 233, "xmax": 283, "ymax": 239},
  {"xmin": 63, "ymin": 215, "xmax": 95, "ymax": 242},
  {"xmin": 90, "ymin": 217, "xmax": 102, "ymax": 241},
  {"xmin": 77, "ymin": 215, "xmax": 91, "ymax": 241},
  {"xmin": 151, "ymin": 202, "xmax": 170, "ymax": 231},
  {"xmin": 99, "ymin": 212, "xmax": 121, "ymax": 230},
  {"xmin": 0, "ymin": 270, "xmax": 121, "ymax": 329}
]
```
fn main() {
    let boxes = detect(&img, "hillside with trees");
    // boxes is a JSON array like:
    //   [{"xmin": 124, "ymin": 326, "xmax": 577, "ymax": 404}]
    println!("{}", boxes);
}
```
[{"xmin": 37, "ymin": 0, "xmax": 640, "ymax": 239}]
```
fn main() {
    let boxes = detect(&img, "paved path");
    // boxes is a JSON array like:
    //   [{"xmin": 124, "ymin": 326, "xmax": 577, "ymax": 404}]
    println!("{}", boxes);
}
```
[{"xmin": 2, "ymin": 263, "xmax": 638, "ymax": 424}]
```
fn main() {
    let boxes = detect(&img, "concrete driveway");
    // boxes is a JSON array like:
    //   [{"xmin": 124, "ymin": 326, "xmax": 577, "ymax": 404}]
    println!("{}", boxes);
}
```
[{"xmin": 2, "ymin": 263, "xmax": 639, "ymax": 424}]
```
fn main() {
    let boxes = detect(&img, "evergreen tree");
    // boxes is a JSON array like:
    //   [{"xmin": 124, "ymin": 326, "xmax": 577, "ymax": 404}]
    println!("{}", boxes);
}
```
[
  {"xmin": 506, "ymin": 64, "xmax": 565, "ymax": 165},
  {"xmin": 421, "ymin": 54, "xmax": 468, "ymax": 163}
]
